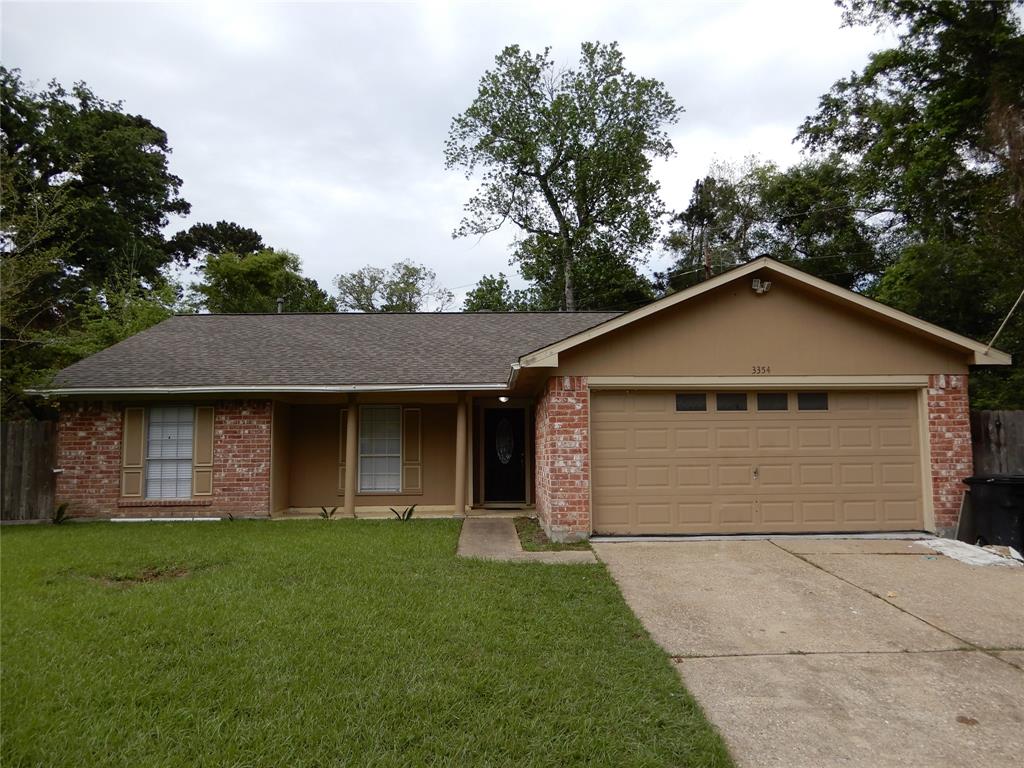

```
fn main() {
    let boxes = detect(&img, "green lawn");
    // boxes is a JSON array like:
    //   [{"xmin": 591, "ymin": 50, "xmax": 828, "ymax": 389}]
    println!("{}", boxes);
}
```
[{"xmin": 1, "ymin": 520, "xmax": 731, "ymax": 767}]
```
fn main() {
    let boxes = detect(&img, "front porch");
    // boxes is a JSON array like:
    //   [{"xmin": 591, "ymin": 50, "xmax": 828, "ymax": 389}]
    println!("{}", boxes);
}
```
[{"xmin": 269, "ymin": 392, "xmax": 538, "ymax": 518}]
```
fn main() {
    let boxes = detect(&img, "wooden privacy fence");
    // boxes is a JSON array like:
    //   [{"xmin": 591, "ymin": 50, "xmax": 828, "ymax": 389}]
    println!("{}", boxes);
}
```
[
  {"xmin": 970, "ymin": 410, "xmax": 1024, "ymax": 475},
  {"xmin": 1, "ymin": 420, "xmax": 57, "ymax": 521}
]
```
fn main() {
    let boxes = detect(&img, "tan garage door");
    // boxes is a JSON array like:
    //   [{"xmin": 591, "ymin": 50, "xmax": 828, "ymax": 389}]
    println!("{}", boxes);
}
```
[{"xmin": 591, "ymin": 390, "xmax": 924, "ymax": 535}]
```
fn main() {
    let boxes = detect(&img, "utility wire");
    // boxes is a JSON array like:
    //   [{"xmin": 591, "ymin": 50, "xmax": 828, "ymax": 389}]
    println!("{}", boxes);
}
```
[{"xmin": 984, "ymin": 286, "xmax": 1024, "ymax": 355}]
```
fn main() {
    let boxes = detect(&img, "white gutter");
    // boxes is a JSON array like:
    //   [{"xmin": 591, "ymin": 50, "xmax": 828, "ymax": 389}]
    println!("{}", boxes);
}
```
[{"xmin": 29, "ymin": 382, "xmax": 510, "ymax": 397}]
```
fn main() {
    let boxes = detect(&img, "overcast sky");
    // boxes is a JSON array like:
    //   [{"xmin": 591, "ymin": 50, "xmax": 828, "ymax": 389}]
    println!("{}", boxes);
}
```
[{"xmin": 2, "ymin": 0, "xmax": 892, "ymax": 304}]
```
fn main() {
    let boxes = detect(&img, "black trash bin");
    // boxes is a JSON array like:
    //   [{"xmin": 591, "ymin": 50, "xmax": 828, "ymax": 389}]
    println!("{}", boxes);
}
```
[{"xmin": 962, "ymin": 475, "xmax": 1024, "ymax": 551}]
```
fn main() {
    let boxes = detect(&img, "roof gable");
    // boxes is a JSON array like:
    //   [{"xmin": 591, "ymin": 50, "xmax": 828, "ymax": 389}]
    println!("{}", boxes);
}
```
[{"xmin": 518, "ymin": 258, "xmax": 1011, "ymax": 369}]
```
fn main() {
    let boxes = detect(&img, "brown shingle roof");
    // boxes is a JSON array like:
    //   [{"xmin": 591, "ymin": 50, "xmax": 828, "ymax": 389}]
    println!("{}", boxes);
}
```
[{"xmin": 50, "ymin": 312, "xmax": 621, "ymax": 390}]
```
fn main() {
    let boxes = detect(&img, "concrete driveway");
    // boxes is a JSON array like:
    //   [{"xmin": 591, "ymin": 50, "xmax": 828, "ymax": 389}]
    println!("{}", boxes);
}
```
[{"xmin": 592, "ymin": 539, "xmax": 1024, "ymax": 768}]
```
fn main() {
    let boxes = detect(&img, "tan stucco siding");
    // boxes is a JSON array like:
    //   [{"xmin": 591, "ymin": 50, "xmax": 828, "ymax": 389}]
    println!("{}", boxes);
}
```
[
  {"xmin": 553, "ymin": 275, "xmax": 969, "ymax": 378},
  {"xmin": 270, "ymin": 401, "xmax": 291, "ymax": 514},
  {"xmin": 286, "ymin": 403, "xmax": 457, "ymax": 508}
]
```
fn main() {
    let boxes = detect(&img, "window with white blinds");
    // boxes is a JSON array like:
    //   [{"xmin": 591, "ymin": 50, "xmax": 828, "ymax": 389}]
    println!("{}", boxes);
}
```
[
  {"xmin": 146, "ymin": 406, "xmax": 194, "ymax": 499},
  {"xmin": 358, "ymin": 405, "xmax": 401, "ymax": 492}
]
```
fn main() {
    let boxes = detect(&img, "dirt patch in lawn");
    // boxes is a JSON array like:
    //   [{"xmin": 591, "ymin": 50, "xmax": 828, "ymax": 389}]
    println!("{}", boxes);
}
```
[
  {"xmin": 80, "ymin": 563, "xmax": 203, "ymax": 587},
  {"xmin": 514, "ymin": 517, "xmax": 591, "ymax": 552}
]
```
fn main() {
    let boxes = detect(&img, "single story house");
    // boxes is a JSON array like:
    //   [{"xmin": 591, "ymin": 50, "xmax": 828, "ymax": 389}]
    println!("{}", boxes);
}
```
[{"xmin": 41, "ymin": 258, "xmax": 1010, "ymax": 540}]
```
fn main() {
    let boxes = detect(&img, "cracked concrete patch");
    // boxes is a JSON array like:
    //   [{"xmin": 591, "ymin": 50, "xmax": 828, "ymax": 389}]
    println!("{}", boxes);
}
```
[
  {"xmin": 995, "ymin": 651, "xmax": 1024, "ymax": 670},
  {"xmin": 592, "ymin": 541, "xmax": 958, "ymax": 657},
  {"xmin": 772, "ymin": 538, "xmax": 933, "ymax": 555},
  {"xmin": 802, "ymin": 553, "xmax": 1024, "ymax": 649},
  {"xmin": 676, "ymin": 650, "xmax": 1024, "ymax": 768}
]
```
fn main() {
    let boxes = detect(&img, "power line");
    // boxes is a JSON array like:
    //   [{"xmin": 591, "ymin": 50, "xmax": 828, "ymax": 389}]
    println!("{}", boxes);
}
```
[{"xmin": 985, "ymin": 286, "xmax": 1024, "ymax": 355}]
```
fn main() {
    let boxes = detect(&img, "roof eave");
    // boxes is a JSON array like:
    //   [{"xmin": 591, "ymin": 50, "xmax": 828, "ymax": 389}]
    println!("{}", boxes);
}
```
[{"xmin": 28, "ymin": 382, "xmax": 511, "ymax": 397}]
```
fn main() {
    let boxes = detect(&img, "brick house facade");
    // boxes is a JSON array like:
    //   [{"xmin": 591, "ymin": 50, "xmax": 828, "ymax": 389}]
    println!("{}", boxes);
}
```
[
  {"xmin": 57, "ymin": 400, "xmax": 272, "ymax": 518},
  {"xmin": 44, "ymin": 259, "xmax": 1004, "ymax": 535}
]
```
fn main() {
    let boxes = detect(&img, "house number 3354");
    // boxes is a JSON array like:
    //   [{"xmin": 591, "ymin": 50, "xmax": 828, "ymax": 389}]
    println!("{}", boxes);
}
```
[{"xmin": 752, "ymin": 365, "xmax": 771, "ymax": 374}]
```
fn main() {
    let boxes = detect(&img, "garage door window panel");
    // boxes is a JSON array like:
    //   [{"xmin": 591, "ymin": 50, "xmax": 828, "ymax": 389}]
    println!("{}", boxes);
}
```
[
  {"xmin": 798, "ymin": 392, "xmax": 829, "ymax": 411},
  {"xmin": 675, "ymin": 393, "xmax": 707, "ymax": 412},
  {"xmin": 757, "ymin": 392, "xmax": 788, "ymax": 411},
  {"xmin": 716, "ymin": 393, "xmax": 748, "ymax": 411}
]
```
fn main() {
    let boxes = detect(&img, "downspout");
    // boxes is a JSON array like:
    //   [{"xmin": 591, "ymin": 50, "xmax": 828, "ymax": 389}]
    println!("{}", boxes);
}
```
[{"xmin": 507, "ymin": 362, "xmax": 522, "ymax": 391}]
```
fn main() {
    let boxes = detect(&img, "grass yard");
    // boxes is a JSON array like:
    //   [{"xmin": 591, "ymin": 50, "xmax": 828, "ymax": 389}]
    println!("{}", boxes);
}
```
[
  {"xmin": 514, "ymin": 516, "xmax": 592, "ymax": 552},
  {"xmin": 1, "ymin": 520, "xmax": 731, "ymax": 768}
]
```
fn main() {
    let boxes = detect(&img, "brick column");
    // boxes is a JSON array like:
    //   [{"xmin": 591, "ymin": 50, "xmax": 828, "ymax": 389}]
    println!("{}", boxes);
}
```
[
  {"xmin": 534, "ymin": 376, "xmax": 590, "ymax": 541},
  {"xmin": 927, "ymin": 374, "xmax": 973, "ymax": 536}
]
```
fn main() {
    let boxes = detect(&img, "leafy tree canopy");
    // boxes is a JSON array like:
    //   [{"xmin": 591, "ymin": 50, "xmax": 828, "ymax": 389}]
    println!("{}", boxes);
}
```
[
  {"xmin": 0, "ymin": 67, "xmax": 189, "ymax": 302},
  {"xmin": 463, "ymin": 273, "xmax": 537, "ymax": 312},
  {"xmin": 166, "ymin": 221, "xmax": 265, "ymax": 265},
  {"xmin": 516, "ymin": 236, "xmax": 655, "ymax": 310},
  {"xmin": 799, "ymin": 0, "xmax": 1024, "ymax": 236},
  {"xmin": 801, "ymin": 0, "xmax": 1024, "ymax": 407},
  {"xmin": 659, "ymin": 157, "xmax": 894, "ymax": 292},
  {"xmin": 189, "ymin": 250, "xmax": 337, "ymax": 314},
  {"xmin": 335, "ymin": 261, "xmax": 454, "ymax": 312},
  {"xmin": 446, "ymin": 42, "xmax": 682, "ymax": 310}
]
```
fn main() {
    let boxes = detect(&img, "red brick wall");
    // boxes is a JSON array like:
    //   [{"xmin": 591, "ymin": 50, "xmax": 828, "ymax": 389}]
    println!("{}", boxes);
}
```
[
  {"xmin": 927, "ymin": 374, "xmax": 973, "ymax": 534},
  {"xmin": 534, "ymin": 376, "xmax": 590, "ymax": 541},
  {"xmin": 56, "ymin": 400, "xmax": 272, "ymax": 518},
  {"xmin": 55, "ymin": 402, "xmax": 123, "ymax": 516}
]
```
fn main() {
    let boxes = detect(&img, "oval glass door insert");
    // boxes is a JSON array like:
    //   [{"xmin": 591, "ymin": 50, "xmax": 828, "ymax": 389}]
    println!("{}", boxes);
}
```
[{"xmin": 495, "ymin": 417, "xmax": 514, "ymax": 464}]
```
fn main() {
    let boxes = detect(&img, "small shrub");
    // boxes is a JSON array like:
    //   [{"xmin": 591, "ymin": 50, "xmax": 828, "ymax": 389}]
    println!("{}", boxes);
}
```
[
  {"xmin": 319, "ymin": 506, "xmax": 338, "ymax": 520},
  {"xmin": 390, "ymin": 505, "xmax": 416, "ymax": 521},
  {"xmin": 51, "ymin": 503, "xmax": 73, "ymax": 525}
]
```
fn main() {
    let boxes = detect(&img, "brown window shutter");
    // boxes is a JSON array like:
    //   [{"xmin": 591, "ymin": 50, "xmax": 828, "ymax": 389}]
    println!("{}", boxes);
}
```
[
  {"xmin": 192, "ymin": 406, "xmax": 215, "ymax": 496},
  {"xmin": 121, "ymin": 407, "xmax": 145, "ymax": 497},
  {"xmin": 402, "ymin": 407, "xmax": 422, "ymax": 492},
  {"xmin": 337, "ymin": 408, "xmax": 347, "ymax": 494}
]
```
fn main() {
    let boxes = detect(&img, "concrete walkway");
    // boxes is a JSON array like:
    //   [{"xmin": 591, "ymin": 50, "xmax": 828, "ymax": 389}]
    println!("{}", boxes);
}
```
[
  {"xmin": 457, "ymin": 518, "xmax": 596, "ymax": 564},
  {"xmin": 593, "ymin": 538, "xmax": 1024, "ymax": 768}
]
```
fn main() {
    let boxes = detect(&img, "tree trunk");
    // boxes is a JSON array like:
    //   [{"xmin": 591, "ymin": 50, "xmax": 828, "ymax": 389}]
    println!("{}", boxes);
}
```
[
  {"xmin": 701, "ymin": 225, "xmax": 712, "ymax": 280},
  {"xmin": 562, "ymin": 239, "xmax": 575, "ymax": 311}
]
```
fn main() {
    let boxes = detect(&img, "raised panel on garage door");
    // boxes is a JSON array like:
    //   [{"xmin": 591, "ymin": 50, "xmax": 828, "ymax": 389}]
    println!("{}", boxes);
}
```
[{"xmin": 590, "ymin": 389, "xmax": 923, "ymax": 535}]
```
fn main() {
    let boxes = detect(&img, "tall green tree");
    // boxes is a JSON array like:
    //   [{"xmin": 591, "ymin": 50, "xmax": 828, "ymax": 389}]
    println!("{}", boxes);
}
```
[
  {"xmin": 659, "ymin": 157, "xmax": 894, "ymax": 292},
  {"xmin": 660, "ymin": 159, "xmax": 763, "ymax": 290},
  {"xmin": 446, "ymin": 42, "xmax": 682, "ymax": 310},
  {"xmin": 1, "ymin": 68, "xmax": 190, "ymax": 415},
  {"xmin": 335, "ymin": 261, "xmax": 454, "ymax": 312},
  {"xmin": 516, "ymin": 237, "xmax": 655, "ymax": 310},
  {"xmin": 0, "ymin": 67, "xmax": 189, "ymax": 302},
  {"xmin": 799, "ymin": 0, "xmax": 1024, "ymax": 407},
  {"xmin": 190, "ymin": 250, "xmax": 336, "ymax": 314},
  {"xmin": 800, "ymin": 0, "xmax": 1023, "ymax": 237}
]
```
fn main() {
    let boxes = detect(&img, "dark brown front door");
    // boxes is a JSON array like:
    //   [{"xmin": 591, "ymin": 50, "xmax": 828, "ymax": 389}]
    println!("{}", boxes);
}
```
[{"xmin": 483, "ymin": 408, "xmax": 526, "ymax": 503}]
